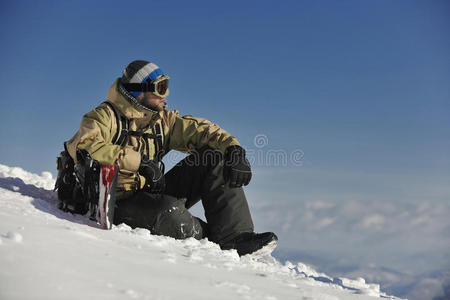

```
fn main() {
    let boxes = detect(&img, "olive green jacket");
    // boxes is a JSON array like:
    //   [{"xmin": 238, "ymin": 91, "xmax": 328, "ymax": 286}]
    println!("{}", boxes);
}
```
[{"xmin": 66, "ymin": 79, "xmax": 239, "ymax": 193}]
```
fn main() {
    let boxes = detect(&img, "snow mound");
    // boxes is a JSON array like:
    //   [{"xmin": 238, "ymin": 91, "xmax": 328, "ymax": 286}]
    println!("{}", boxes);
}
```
[
  {"xmin": 0, "ymin": 163, "xmax": 55, "ymax": 190},
  {"xmin": 3, "ymin": 231, "xmax": 23, "ymax": 243},
  {"xmin": 0, "ymin": 165, "xmax": 400, "ymax": 300}
]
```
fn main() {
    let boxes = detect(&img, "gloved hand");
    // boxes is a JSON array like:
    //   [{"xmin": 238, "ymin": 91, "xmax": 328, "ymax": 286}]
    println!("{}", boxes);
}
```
[
  {"xmin": 224, "ymin": 145, "xmax": 252, "ymax": 188},
  {"xmin": 138, "ymin": 155, "xmax": 165, "ymax": 194}
]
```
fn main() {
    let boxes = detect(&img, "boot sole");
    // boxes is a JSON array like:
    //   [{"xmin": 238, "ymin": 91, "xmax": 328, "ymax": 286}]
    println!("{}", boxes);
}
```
[{"xmin": 249, "ymin": 239, "xmax": 278, "ymax": 257}]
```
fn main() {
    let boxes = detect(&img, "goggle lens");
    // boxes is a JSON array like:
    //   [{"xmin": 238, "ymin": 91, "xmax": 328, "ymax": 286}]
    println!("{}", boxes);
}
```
[{"xmin": 156, "ymin": 79, "xmax": 169, "ymax": 96}]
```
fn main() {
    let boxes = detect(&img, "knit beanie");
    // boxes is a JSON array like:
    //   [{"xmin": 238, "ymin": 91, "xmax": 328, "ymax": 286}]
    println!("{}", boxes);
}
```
[{"xmin": 121, "ymin": 60, "xmax": 166, "ymax": 99}]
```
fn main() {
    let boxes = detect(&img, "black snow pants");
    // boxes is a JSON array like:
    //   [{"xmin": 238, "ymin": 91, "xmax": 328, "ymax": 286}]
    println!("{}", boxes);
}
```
[{"xmin": 113, "ymin": 146, "xmax": 254, "ymax": 244}]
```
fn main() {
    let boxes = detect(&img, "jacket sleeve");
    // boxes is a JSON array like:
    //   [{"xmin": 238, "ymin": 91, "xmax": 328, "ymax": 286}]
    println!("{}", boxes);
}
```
[
  {"xmin": 65, "ymin": 104, "xmax": 141, "ymax": 173},
  {"xmin": 164, "ymin": 110, "xmax": 240, "ymax": 154}
]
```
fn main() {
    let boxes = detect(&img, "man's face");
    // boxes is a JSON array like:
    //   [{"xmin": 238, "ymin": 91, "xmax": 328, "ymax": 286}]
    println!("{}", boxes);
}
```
[{"xmin": 138, "ymin": 92, "xmax": 167, "ymax": 111}]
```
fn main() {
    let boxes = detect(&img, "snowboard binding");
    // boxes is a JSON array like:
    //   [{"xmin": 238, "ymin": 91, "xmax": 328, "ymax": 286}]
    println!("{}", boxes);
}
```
[{"xmin": 55, "ymin": 148, "xmax": 118, "ymax": 229}]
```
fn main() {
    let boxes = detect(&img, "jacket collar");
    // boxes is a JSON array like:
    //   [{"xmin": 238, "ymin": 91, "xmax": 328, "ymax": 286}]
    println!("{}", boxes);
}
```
[{"xmin": 106, "ymin": 78, "xmax": 161, "ymax": 121}]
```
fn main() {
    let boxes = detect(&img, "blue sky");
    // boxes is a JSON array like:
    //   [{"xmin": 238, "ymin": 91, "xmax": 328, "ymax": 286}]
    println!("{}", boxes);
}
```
[
  {"xmin": 0, "ymin": 0, "xmax": 448, "ymax": 176},
  {"xmin": 1, "ymin": 1, "xmax": 449, "ymax": 299}
]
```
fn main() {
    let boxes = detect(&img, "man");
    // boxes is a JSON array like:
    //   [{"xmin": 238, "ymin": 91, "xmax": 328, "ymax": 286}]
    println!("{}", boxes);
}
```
[{"xmin": 65, "ymin": 60, "xmax": 277, "ymax": 256}]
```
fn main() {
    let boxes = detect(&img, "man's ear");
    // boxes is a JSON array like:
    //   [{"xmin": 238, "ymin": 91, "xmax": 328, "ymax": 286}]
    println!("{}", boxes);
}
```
[{"xmin": 135, "ymin": 93, "xmax": 144, "ymax": 102}]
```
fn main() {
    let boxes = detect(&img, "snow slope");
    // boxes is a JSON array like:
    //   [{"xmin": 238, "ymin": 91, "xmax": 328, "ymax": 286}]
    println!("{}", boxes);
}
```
[{"xmin": 0, "ymin": 164, "xmax": 399, "ymax": 300}]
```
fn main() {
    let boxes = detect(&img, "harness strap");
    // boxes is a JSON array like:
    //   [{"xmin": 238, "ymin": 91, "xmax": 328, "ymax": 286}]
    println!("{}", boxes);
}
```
[
  {"xmin": 103, "ymin": 101, "xmax": 165, "ymax": 164},
  {"xmin": 103, "ymin": 102, "xmax": 121, "ymax": 144},
  {"xmin": 127, "ymin": 131, "xmax": 157, "ymax": 138},
  {"xmin": 154, "ymin": 123, "xmax": 164, "ymax": 161},
  {"xmin": 154, "ymin": 123, "xmax": 165, "ymax": 173},
  {"xmin": 116, "ymin": 115, "xmax": 129, "ymax": 146},
  {"xmin": 129, "ymin": 132, "xmax": 155, "ymax": 161},
  {"xmin": 103, "ymin": 101, "xmax": 130, "ymax": 146}
]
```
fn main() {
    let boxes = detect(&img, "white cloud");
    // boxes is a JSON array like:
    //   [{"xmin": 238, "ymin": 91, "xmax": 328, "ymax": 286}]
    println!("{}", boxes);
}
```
[
  {"xmin": 313, "ymin": 217, "xmax": 335, "ymax": 230},
  {"xmin": 360, "ymin": 214, "xmax": 385, "ymax": 231},
  {"xmin": 244, "ymin": 167, "xmax": 450, "ymax": 300}
]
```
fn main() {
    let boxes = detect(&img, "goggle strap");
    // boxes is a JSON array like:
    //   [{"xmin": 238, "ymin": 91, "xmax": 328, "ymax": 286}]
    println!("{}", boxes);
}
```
[{"xmin": 121, "ymin": 82, "xmax": 155, "ymax": 93}]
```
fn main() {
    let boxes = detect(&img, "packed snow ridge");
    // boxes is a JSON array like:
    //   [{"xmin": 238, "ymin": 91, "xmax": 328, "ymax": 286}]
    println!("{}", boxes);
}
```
[
  {"xmin": 0, "ymin": 164, "xmax": 400, "ymax": 300},
  {"xmin": 0, "ymin": 164, "xmax": 55, "ymax": 190}
]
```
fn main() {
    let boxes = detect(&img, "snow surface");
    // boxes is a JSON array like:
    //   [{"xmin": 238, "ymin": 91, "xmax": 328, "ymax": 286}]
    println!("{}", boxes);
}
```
[
  {"xmin": 0, "ymin": 165, "xmax": 400, "ymax": 300},
  {"xmin": 0, "ymin": 163, "xmax": 55, "ymax": 190}
]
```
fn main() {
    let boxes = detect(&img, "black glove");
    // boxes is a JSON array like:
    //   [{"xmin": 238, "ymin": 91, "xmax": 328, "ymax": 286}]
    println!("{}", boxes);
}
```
[
  {"xmin": 224, "ymin": 145, "xmax": 252, "ymax": 188},
  {"xmin": 138, "ymin": 156, "xmax": 165, "ymax": 194}
]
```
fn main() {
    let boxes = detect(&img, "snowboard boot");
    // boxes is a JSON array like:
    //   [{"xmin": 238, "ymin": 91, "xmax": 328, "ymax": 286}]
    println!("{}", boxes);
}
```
[{"xmin": 220, "ymin": 232, "xmax": 278, "ymax": 256}]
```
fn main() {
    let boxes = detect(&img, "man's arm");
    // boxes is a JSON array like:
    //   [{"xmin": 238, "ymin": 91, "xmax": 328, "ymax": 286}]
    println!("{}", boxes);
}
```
[
  {"xmin": 65, "ymin": 104, "xmax": 141, "ymax": 173},
  {"xmin": 164, "ymin": 111, "xmax": 240, "ymax": 153}
]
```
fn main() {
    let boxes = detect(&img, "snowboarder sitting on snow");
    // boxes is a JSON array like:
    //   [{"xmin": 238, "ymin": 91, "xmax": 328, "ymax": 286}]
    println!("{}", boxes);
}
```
[{"xmin": 64, "ymin": 60, "xmax": 277, "ymax": 256}]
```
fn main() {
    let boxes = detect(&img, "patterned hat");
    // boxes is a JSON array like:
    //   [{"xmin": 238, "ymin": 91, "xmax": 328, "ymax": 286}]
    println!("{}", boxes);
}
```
[{"xmin": 121, "ymin": 60, "xmax": 166, "ymax": 98}]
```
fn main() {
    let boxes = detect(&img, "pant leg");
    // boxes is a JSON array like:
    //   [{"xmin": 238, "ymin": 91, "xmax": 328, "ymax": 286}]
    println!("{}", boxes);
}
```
[
  {"xmin": 164, "ymin": 146, "xmax": 254, "ymax": 243},
  {"xmin": 113, "ymin": 191, "xmax": 205, "ymax": 240}
]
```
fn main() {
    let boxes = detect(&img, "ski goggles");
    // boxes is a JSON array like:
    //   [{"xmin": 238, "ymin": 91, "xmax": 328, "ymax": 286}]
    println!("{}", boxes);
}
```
[
  {"xmin": 147, "ymin": 75, "xmax": 170, "ymax": 98},
  {"xmin": 122, "ymin": 75, "xmax": 170, "ymax": 98}
]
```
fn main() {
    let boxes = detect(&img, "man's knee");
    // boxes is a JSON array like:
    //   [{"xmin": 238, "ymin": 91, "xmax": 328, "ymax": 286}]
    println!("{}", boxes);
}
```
[{"xmin": 151, "ymin": 195, "xmax": 205, "ymax": 239}]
